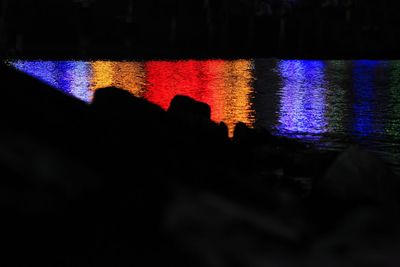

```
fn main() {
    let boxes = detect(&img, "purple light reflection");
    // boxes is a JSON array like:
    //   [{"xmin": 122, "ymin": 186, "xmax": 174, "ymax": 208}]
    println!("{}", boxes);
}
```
[
  {"xmin": 68, "ymin": 61, "xmax": 93, "ymax": 102},
  {"xmin": 277, "ymin": 60, "xmax": 328, "ymax": 139}
]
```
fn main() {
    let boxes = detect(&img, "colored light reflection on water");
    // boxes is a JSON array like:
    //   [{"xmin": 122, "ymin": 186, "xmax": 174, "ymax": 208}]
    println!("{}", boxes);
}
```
[
  {"xmin": 352, "ymin": 60, "xmax": 378, "ymax": 138},
  {"xmin": 143, "ymin": 59, "xmax": 255, "ymax": 136},
  {"xmin": 11, "ymin": 60, "xmax": 93, "ymax": 102},
  {"xmin": 9, "ymin": 60, "xmax": 254, "ymax": 136},
  {"xmin": 324, "ymin": 60, "xmax": 348, "ymax": 136},
  {"xmin": 91, "ymin": 61, "xmax": 147, "ymax": 97},
  {"xmin": 386, "ymin": 61, "xmax": 400, "ymax": 141},
  {"xmin": 145, "ymin": 60, "xmax": 255, "ymax": 136},
  {"xmin": 7, "ymin": 59, "xmax": 400, "ymax": 167},
  {"xmin": 276, "ymin": 60, "xmax": 328, "ymax": 139}
]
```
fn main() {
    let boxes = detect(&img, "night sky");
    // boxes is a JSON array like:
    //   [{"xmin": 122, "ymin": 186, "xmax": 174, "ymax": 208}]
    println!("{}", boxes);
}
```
[{"xmin": 1, "ymin": 0, "xmax": 400, "ymax": 59}]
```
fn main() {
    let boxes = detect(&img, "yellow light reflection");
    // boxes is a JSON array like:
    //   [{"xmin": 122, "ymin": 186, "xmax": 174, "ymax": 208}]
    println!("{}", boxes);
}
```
[
  {"xmin": 112, "ymin": 62, "xmax": 147, "ymax": 97},
  {"xmin": 90, "ymin": 61, "xmax": 146, "ymax": 98},
  {"xmin": 91, "ymin": 61, "xmax": 114, "ymax": 91},
  {"xmin": 222, "ymin": 60, "xmax": 255, "ymax": 136}
]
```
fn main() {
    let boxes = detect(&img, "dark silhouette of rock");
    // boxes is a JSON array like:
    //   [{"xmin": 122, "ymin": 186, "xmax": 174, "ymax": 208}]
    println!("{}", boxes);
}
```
[
  {"xmin": 316, "ymin": 146, "xmax": 395, "ymax": 203},
  {"xmin": 233, "ymin": 122, "xmax": 273, "ymax": 146},
  {"xmin": 90, "ymin": 87, "xmax": 170, "ymax": 199},
  {"xmin": 90, "ymin": 86, "xmax": 167, "ymax": 158},
  {"xmin": 0, "ymin": 63, "xmax": 97, "ymax": 198},
  {"xmin": 92, "ymin": 86, "xmax": 165, "ymax": 122},
  {"xmin": 0, "ymin": 64, "xmax": 106, "ymax": 267},
  {"xmin": 168, "ymin": 94, "xmax": 211, "ymax": 121},
  {"xmin": 219, "ymin": 121, "xmax": 229, "ymax": 139},
  {"xmin": 231, "ymin": 122, "xmax": 309, "ymax": 176},
  {"xmin": 1, "ymin": 66, "xmax": 400, "ymax": 266},
  {"xmin": 306, "ymin": 205, "xmax": 400, "ymax": 267},
  {"xmin": 164, "ymin": 187, "xmax": 308, "ymax": 267},
  {"xmin": 0, "ymin": 63, "xmax": 88, "ymax": 138},
  {"xmin": 167, "ymin": 94, "xmax": 228, "ymax": 143},
  {"xmin": 283, "ymin": 150, "xmax": 338, "ymax": 180},
  {"xmin": 233, "ymin": 122, "xmax": 306, "ymax": 150}
]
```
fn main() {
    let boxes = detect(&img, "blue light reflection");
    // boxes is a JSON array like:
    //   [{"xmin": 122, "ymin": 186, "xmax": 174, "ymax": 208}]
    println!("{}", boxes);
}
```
[
  {"xmin": 11, "ymin": 61, "xmax": 92, "ymax": 102},
  {"xmin": 277, "ymin": 60, "xmax": 327, "ymax": 139},
  {"xmin": 12, "ymin": 60, "xmax": 58, "ymax": 88},
  {"xmin": 352, "ymin": 60, "xmax": 378, "ymax": 138}
]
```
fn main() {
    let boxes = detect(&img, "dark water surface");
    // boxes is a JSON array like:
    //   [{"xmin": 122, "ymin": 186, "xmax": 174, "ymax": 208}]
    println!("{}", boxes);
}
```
[{"xmin": 7, "ymin": 59, "xmax": 400, "ymax": 170}]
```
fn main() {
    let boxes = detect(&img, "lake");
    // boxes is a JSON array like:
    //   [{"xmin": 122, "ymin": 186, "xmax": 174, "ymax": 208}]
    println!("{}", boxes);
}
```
[{"xmin": 7, "ymin": 59, "xmax": 400, "ymax": 171}]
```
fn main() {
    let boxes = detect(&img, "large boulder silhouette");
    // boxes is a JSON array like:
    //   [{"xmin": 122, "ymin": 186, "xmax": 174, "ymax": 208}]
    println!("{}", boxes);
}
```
[
  {"xmin": 164, "ymin": 186, "xmax": 308, "ymax": 267},
  {"xmin": 233, "ymin": 122, "xmax": 274, "ymax": 146},
  {"xmin": 315, "ymin": 146, "xmax": 395, "ymax": 203},
  {"xmin": 168, "ymin": 95, "xmax": 211, "ymax": 121},
  {"xmin": 0, "ymin": 63, "xmax": 95, "ymax": 196},
  {"xmin": 0, "ymin": 63, "xmax": 88, "ymax": 141},
  {"xmin": 167, "ymin": 95, "xmax": 229, "ymax": 148},
  {"xmin": 91, "ymin": 86, "xmax": 165, "ymax": 121},
  {"xmin": 0, "ymin": 63, "xmax": 104, "ymax": 267}
]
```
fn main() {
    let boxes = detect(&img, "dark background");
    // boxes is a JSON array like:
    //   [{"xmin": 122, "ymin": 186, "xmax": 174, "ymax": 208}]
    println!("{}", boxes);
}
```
[
  {"xmin": 1, "ymin": 1, "xmax": 400, "ymax": 266},
  {"xmin": 1, "ymin": 0, "xmax": 400, "ymax": 59}
]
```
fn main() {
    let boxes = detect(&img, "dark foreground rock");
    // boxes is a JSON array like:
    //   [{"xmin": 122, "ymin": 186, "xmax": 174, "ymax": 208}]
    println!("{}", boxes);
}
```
[
  {"xmin": 0, "ymin": 63, "xmax": 399, "ymax": 266},
  {"xmin": 316, "ymin": 146, "xmax": 396, "ymax": 203}
]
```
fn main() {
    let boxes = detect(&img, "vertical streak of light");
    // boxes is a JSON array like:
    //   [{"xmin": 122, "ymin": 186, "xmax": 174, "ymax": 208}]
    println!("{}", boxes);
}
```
[
  {"xmin": 145, "ymin": 61, "xmax": 186, "ymax": 110},
  {"xmin": 204, "ymin": 60, "xmax": 227, "ymax": 123},
  {"xmin": 352, "ymin": 60, "xmax": 377, "ymax": 138},
  {"xmin": 70, "ymin": 61, "xmax": 92, "ymax": 102},
  {"xmin": 222, "ymin": 60, "xmax": 255, "ymax": 136},
  {"xmin": 111, "ymin": 61, "xmax": 147, "ymax": 97},
  {"xmin": 145, "ymin": 60, "xmax": 212, "ymax": 110},
  {"xmin": 277, "ymin": 60, "xmax": 327, "ymax": 139},
  {"xmin": 90, "ymin": 61, "xmax": 115, "ymax": 92},
  {"xmin": 386, "ymin": 61, "xmax": 400, "ymax": 141},
  {"xmin": 54, "ymin": 61, "xmax": 73, "ymax": 96},
  {"xmin": 324, "ymin": 60, "xmax": 347, "ymax": 136}
]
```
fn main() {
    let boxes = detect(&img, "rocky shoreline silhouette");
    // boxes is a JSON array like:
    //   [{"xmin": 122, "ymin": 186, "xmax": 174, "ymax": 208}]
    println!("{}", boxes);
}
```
[{"xmin": 0, "ymin": 62, "xmax": 399, "ymax": 266}]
